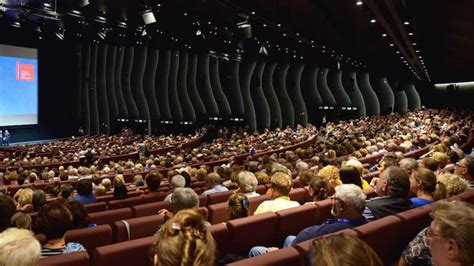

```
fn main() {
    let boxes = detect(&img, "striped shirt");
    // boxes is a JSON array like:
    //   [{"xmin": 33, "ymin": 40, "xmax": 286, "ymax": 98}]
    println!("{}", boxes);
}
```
[{"xmin": 41, "ymin": 242, "xmax": 86, "ymax": 257}]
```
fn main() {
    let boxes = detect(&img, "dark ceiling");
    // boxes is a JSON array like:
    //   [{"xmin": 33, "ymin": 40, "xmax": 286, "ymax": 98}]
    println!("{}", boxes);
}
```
[{"xmin": 1, "ymin": 0, "xmax": 473, "ymax": 83}]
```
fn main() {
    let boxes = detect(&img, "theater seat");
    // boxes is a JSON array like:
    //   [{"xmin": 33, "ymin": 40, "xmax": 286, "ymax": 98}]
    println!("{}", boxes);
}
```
[
  {"xmin": 458, "ymin": 189, "xmax": 474, "ymax": 204},
  {"xmin": 314, "ymin": 199, "xmax": 333, "ymax": 224},
  {"xmin": 208, "ymin": 202, "xmax": 230, "ymax": 224},
  {"xmin": 395, "ymin": 204, "xmax": 433, "ymax": 245},
  {"xmin": 226, "ymin": 247, "xmax": 301, "ymax": 266},
  {"xmin": 208, "ymin": 190, "xmax": 235, "ymax": 205},
  {"xmin": 132, "ymin": 201, "xmax": 172, "ymax": 218},
  {"xmin": 84, "ymin": 202, "xmax": 107, "ymax": 213},
  {"xmin": 199, "ymin": 194, "xmax": 208, "ymax": 207},
  {"xmin": 93, "ymin": 236, "xmax": 158, "ymax": 266},
  {"xmin": 226, "ymin": 212, "xmax": 279, "ymax": 256},
  {"xmin": 89, "ymin": 208, "xmax": 133, "ymax": 225},
  {"xmin": 143, "ymin": 192, "xmax": 166, "ymax": 204},
  {"xmin": 107, "ymin": 197, "xmax": 144, "ymax": 210},
  {"xmin": 112, "ymin": 215, "xmax": 164, "ymax": 243},
  {"xmin": 248, "ymin": 194, "xmax": 271, "ymax": 215},
  {"xmin": 255, "ymin": 185, "xmax": 267, "ymax": 195},
  {"xmin": 275, "ymin": 204, "xmax": 319, "ymax": 244},
  {"xmin": 289, "ymin": 188, "xmax": 309, "ymax": 204},
  {"xmin": 209, "ymin": 222, "xmax": 231, "ymax": 257},
  {"xmin": 37, "ymin": 251, "xmax": 90, "ymax": 266},
  {"xmin": 64, "ymin": 225, "xmax": 112, "ymax": 259}
]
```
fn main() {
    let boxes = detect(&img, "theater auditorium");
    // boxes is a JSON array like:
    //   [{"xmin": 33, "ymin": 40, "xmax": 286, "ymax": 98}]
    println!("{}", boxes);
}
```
[{"xmin": 0, "ymin": 0, "xmax": 473, "ymax": 265}]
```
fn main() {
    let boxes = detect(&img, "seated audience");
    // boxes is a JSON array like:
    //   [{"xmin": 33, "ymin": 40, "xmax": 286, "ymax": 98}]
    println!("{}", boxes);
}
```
[
  {"xmin": 249, "ymin": 184, "xmax": 367, "ymax": 257},
  {"xmin": 164, "ymin": 175, "xmax": 186, "ymax": 202},
  {"xmin": 254, "ymin": 172, "xmax": 300, "ymax": 215},
  {"xmin": 363, "ymin": 166, "xmax": 413, "ymax": 221},
  {"xmin": 0, "ymin": 195, "xmax": 16, "ymax": 232},
  {"xmin": 66, "ymin": 201, "xmax": 96, "ymax": 229},
  {"xmin": 145, "ymin": 172, "xmax": 162, "ymax": 195},
  {"xmin": 113, "ymin": 180, "xmax": 128, "ymax": 200},
  {"xmin": 339, "ymin": 166, "xmax": 363, "ymax": 188},
  {"xmin": 73, "ymin": 179, "xmax": 96, "ymax": 204},
  {"xmin": 318, "ymin": 165, "xmax": 342, "ymax": 189},
  {"xmin": 32, "ymin": 190, "xmax": 47, "ymax": 212},
  {"xmin": 307, "ymin": 175, "xmax": 333, "ymax": 202},
  {"xmin": 0, "ymin": 228, "xmax": 41, "ymax": 266},
  {"xmin": 101, "ymin": 178, "xmax": 112, "ymax": 191},
  {"xmin": 398, "ymin": 158, "xmax": 418, "ymax": 176},
  {"xmin": 342, "ymin": 159, "xmax": 370, "ymax": 189},
  {"xmin": 312, "ymin": 234, "xmax": 383, "ymax": 266},
  {"xmin": 152, "ymin": 209, "xmax": 216, "ymax": 266},
  {"xmin": 13, "ymin": 188, "xmax": 33, "ymax": 212},
  {"xmin": 409, "ymin": 167, "xmax": 437, "ymax": 207},
  {"xmin": 228, "ymin": 193, "xmax": 249, "ymax": 220},
  {"xmin": 35, "ymin": 202, "xmax": 85, "ymax": 256},
  {"xmin": 454, "ymin": 155, "xmax": 474, "ymax": 188},
  {"xmin": 59, "ymin": 184, "xmax": 74, "ymax": 200},
  {"xmin": 94, "ymin": 185, "xmax": 107, "ymax": 196},
  {"xmin": 238, "ymin": 171, "xmax": 260, "ymax": 198},
  {"xmin": 202, "ymin": 172, "xmax": 228, "ymax": 196},
  {"xmin": 434, "ymin": 173, "xmax": 469, "ymax": 200},
  {"xmin": 10, "ymin": 212, "xmax": 32, "ymax": 230}
]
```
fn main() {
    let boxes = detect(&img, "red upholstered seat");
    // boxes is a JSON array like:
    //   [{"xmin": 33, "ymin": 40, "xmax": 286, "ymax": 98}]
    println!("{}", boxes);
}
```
[
  {"xmin": 132, "ymin": 201, "xmax": 172, "ymax": 217},
  {"xmin": 209, "ymin": 222, "xmax": 231, "ymax": 257},
  {"xmin": 313, "ymin": 199, "xmax": 333, "ymax": 224},
  {"xmin": 458, "ymin": 189, "xmax": 474, "ymax": 204},
  {"xmin": 84, "ymin": 202, "xmax": 107, "ymax": 213},
  {"xmin": 227, "ymin": 247, "xmax": 301, "ymax": 266},
  {"xmin": 93, "ymin": 236, "xmax": 158, "ymax": 266},
  {"xmin": 96, "ymin": 195, "xmax": 114, "ymax": 203},
  {"xmin": 275, "ymin": 203, "xmax": 319, "ymax": 244},
  {"xmin": 107, "ymin": 197, "xmax": 144, "ymax": 210},
  {"xmin": 226, "ymin": 212, "xmax": 279, "ymax": 255},
  {"xmin": 37, "ymin": 251, "xmax": 90, "ymax": 266},
  {"xmin": 395, "ymin": 204, "xmax": 433, "ymax": 244},
  {"xmin": 142, "ymin": 192, "xmax": 166, "ymax": 204},
  {"xmin": 248, "ymin": 194, "xmax": 271, "ymax": 215},
  {"xmin": 65, "ymin": 225, "xmax": 112, "ymax": 258},
  {"xmin": 207, "ymin": 190, "xmax": 234, "ymax": 205},
  {"xmin": 289, "ymin": 188, "xmax": 309, "ymax": 204},
  {"xmin": 199, "ymin": 194, "xmax": 208, "ymax": 207},
  {"xmin": 89, "ymin": 208, "xmax": 133, "ymax": 225},
  {"xmin": 255, "ymin": 184, "xmax": 267, "ymax": 195},
  {"xmin": 208, "ymin": 202, "xmax": 230, "ymax": 224},
  {"xmin": 35, "ymin": 234, "xmax": 46, "ymax": 245},
  {"xmin": 112, "ymin": 215, "xmax": 165, "ymax": 243}
]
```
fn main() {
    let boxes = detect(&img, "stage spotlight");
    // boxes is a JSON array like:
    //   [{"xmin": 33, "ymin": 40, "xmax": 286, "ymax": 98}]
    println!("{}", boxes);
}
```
[
  {"xmin": 196, "ymin": 29, "xmax": 202, "ymax": 35},
  {"xmin": 141, "ymin": 9, "xmax": 157, "ymax": 25},
  {"xmin": 237, "ymin": 21, "xmax": 252, "ymax": 39},
  {"xmin": 259, "ymin": 45, "xmax": 268, "ymax": 56}
]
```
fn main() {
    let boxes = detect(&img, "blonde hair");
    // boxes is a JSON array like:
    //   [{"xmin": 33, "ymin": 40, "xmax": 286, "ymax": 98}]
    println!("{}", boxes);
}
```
[
  {"xmin": 343, "ymin": 159, "xmax": 364, "ymax": 177},
  {"xmin": 270, "ymin": 172, "xmax": 293, "ymax": 195},
  {"xmin": 312, "ymin": 234, "xmax": 382, "ymax": 266},
  {"xmin": 153, "ymin": 209, "xmax": 216, "ymax": 266},
  {"xmin": 430, "ymin": 200, "xmax": 474, "ymax": 265},
  {"xmin": 431, "ymin": 152, "xmax": 448, "ymax": 169},
  {"xmin": 318, "ymin": 165, "xmax": 342, "ymax": 187},
  {"xmin": 10, "ymin": 212, "xmax": 32, "ymax": 230},
  {"xmin": 435, "ymin": 173, "xmax": 468, "ymax": 199},
  {"xmin": 13, "ymin": 188, "xmax": 34, "ymax": 207},
  {"xmin": 95, "ymin": 185, "xmax": 107, "ymax": 197},
  {"xmin": 114, "ymin": 174, "xmax": 125, "ymax": 185},
  {"xmin": 255, "ymin": 172, "xmax": 270, "ymax": 185},
  {"xmin": 0, "ymin": 228, "xmax": 41, "ymax": 266}
]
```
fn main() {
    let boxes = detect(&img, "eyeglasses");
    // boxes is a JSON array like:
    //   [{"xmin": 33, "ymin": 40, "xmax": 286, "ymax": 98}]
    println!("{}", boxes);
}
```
[
  {"xmin": 329, "ymin": 195, "xmax": 343, "ymax": 202},
  {"xmin": 455, "ymin": 163, "xmax": 467, "ymax": 168},
  {"xmin": 426, "ymin": 227, "xmax": 444, "ymax": 239}
]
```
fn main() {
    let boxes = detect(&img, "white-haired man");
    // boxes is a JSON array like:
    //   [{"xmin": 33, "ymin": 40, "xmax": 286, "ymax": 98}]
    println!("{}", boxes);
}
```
[{"xmin": 238, "ymin": 171, "xmax": 260, "ymax": 198}]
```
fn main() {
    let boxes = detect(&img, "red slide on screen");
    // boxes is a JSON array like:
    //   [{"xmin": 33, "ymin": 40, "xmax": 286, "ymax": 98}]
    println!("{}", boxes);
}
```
[{"xmin": 16, "ymin": 60, "xmax": 35, "ymax": 81}]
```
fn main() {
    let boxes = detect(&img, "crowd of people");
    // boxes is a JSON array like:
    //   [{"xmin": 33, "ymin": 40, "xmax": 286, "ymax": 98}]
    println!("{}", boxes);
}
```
[{"xmin": 0, "ymin": 108, "xmax": 473, "ymax": 266}]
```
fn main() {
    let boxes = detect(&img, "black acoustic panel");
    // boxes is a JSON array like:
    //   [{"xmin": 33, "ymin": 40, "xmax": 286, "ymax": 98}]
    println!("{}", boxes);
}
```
[
  {"xmin": 209, "ymin": 57, "xmax": 231, "ymax": 118},
  {"xmin": 287, "ymin": 63, "xmax": 308, "ymax": 127},
  {"xmin": 156, "ymin": 50, "xmax": 172, "ymax": 121},
  {"xmin": 301, "ymin": 65, "xmax": 323, "ymax": 123},
  {"xmin": 357, "ymin": 72, "xmax": 380, "ymax": 116},
  {"xmin": 328, "ymin": 69, "xmax": 351, "ymax": 106},
  {"xmin": 197, "ymin": 54, "xmax": 219, "ymax": 117},
  {"xmin": 106, "ymin": 46, "xmax": 119, "ymax": 124},
  {"xmin": 122, "ymin": 47, "xmax": 140, "ymax": 119},
  {"xmin": 405, "ymin": 83, "xmax": 421, "ymax": 110},
  {"xmin": 97, "ymin": 44, "xmax": 110, "ymax": 134},
  {"xmin": 169, "ymin": 50, "xmax": 183, "ymax": 121},
  {"xmin": 240, "ymin": 60, "xmax": 257, "ymax": 133},
  {"xmin": 342, "ymin": 71, "xmax": 366, "ymax": 117},
  {"xmin": 274, "ymin": 63, "xmax": 294, "ymax": 128},
  {"xmin": 80, "ymin": 44, "xmax": 91, "ymax": 134},
  {"xmin": 131, "ymin": 46, "xmax": 150, "ymax": 120},
  {"xmin": 187, "ymin": 53, "xmax": 207, "ymax": 122},
  {"xmin": 251, "ymin": 59, "xmax": 270, "ymax": 130},
  {"xmin": 225, "ymin": 60, "xmax": 245, "ymax": 117},
  {"xmin": 177, "ymin": 52, "xmax": 196, "ymax": 122},
  {"xmin": 317, "ymin": 68, "xmax": 337, "ymax": 105},
  {"xmin": 89, "ymin": 44, "xmax": 100, "ymax": 134},
  {"xmin": 115, "ymin": 46, "xmax": 128, "ymax": 118},
  {"xmin": 262, "ymin": 61, "xmax": 282, "ymax": 129},
  {"xmin": 144, "ymin": 48, "xmax": 160, "ymax": 121}
]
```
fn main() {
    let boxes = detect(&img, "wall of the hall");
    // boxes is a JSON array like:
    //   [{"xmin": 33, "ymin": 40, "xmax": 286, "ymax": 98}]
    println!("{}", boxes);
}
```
[{"xmin": 76, "ymin": 44, "xmax": 422, "ymax": 134}]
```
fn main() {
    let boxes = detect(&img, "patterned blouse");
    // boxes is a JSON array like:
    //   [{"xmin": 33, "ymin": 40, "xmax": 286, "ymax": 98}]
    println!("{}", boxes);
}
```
[{"xmin": 401, "ymin": 227, "xmax": 433, "ymax": 266}]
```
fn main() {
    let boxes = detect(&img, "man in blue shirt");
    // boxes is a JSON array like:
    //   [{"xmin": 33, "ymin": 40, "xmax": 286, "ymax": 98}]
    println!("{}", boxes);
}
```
[
  {"xmin": 73, "ymin": 179, "xmax": 97, "ymax": 204},
  {"xmin": 248, "ymin": 184, "xmax": 368, "ymax": 257}
]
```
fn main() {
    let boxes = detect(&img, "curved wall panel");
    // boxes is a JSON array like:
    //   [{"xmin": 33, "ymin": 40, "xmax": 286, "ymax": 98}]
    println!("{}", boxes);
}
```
[
  {"xmin": 80, "ymin": 44, "xmax": 91, "ymax": 134},
  {"xmin": 240, "ymin": 60, "xmax": 257, "ymax": 133},
  {"xmin": 106, "ymin": 46, "xmax": 119, "ymax": 125},
  {"xmin": 317, "ymin": 68, "xmax": 337, "ymax": 105},
  {"xmin": 122, "ymin": 47, "xmax": 140, "ymax": 119},
  {"xmin": 328, "ymin": 69, "xmax": 351, "ymax": 106},
  {"xmin": 177, "ymin": 52, "xmax": 196, "ymax": 122},
  {"xmin": 155, "ymin": 50, "xmax": 172, "ymax": 121},
  {"xmin": 210, "ymin": 58, "xmax": 231, "ymax": 118},
  {"xmin": 372, "ymin": 77, "xmax": 395, "ymax": 114},
  {"xmin": 262, "ymin": 61, "xmax": 282, "ymax": 129},
  {"xmin": 187, "ymin": 54, "xmax": 207, "ymax": 121},
  {"xmin": 143, "ymin": 48, "xmax": 160, "ymax": 121},
  {"xmin": 131, "ymin": 46, "xmax": 150, "ymax": 120},
  {"xmin": 301, "ymin": 66, "xmax": 323, "ymax": 123},
  {"xmin": 251, "ymin": 60, "xmax": 271, "ymax": 130},
  {"xmin": 274, "ymin": 63, "xmax": 295, "ymax": 128},
  {"xmin": 405, "ymin": 83, "xmax": 421, "ymax": 110},
  {"xmin": 287, "ymin": 64, "xmax": 308, "ymax": 126},
  {"xmin": 225, "ymin": 61, "xmax": 245, "ymax": 117},
  {"xmin": 342, "ymin": 71, "xmax": 366, "ymax": 117},
  {"xmin": 169, "ymin": 51, "xmax": 183, "ymax": 121},
  {"xmin": 115, "ymin": 46, "xmax": 128, "ymax": 118},
  {"xmin": 389, "ymin": 80, "xmax": 408, "ymax": 114},
  {"xmin": 97, "ymin": 45, "xmax": 110, "ymax": 134},
  {"xmin": 197, "ymin": 54, "xmax": 219, "ymax": 117},
  {"xmin": 357, "ymin": 72, "xmax": 380, "ymax": 116},
  {"xmin": 89, "ymin": 44, "xmax": 100, "ymax": 134}
]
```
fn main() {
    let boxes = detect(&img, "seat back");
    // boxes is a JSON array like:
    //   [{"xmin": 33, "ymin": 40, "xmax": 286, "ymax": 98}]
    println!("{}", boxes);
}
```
[
  {"xmin": 132, "ymin": 201, "xmax": 172, "ymax": 217},
  {"xmin": 207, "ymin": 190, "xmax": 234, "ymax": 205},
  {"xmin": 64, "ymin": 225, "xmax": 112, "ymax": 258},
  {"xmin": 248, "ymin": 194, "xmax": 271, "ymax": 215},
  {"xmin": 255, "ymin": 185, "xmax": 267, "ymax": 195},
  {"xmin": 227, "ymin": 212, "xmax": 279, "ymax": 256},
  {"xmin": 209, "ymin": 222, "xmax": 231, "ymax": 257},
  {"xmin": 275, "ymin": 204, "xmax": 319, "ymax": 244},
  {"xmin": 314, "ymin": 199, "xmax": 333, "ymax": 224},
  {"xmin": 208, "ymin": 202, "xmax": 230, "ymax": 224},
  {"xmin": 37, "ymin": 251, "xmax": 90, "ymax": 266},
  {"xmin": 227, "ymin": 247, "xmax": 301, "ymax": 266},
  {"xmin": 107, "ymin": 197, "xmax": 144, "ymax": 210},
  {"xmin": 289, "ymin": 188, "xmax": 309, "ymax": 204},
  {"xmin": 395, "ymin": 204, "xmax": 433, "ymax": 246},
  {"xmin": 89, "ymin": 208, "xmax": 133, "ymax": 225},
  {"xmin": 113, "ymin": 215, "xmax": 165, "ymax": 243},
  {"xmin": 93, "ymin": 236, "xmax": 158, "ymax": 266},
  {"xmin": 198, "ymin": 194, "xmax": 208, "ymax": 207},
  {"xmin": 142, "ymin": 192, "xmax": 166, "ymax": 204},
  {"xmin": 458, "ymin": 189, "xmax": 474, "ymax": 204},
  {"xmin": 84, "ymin": 202, "xmax": 107, "ymax": 213}
]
